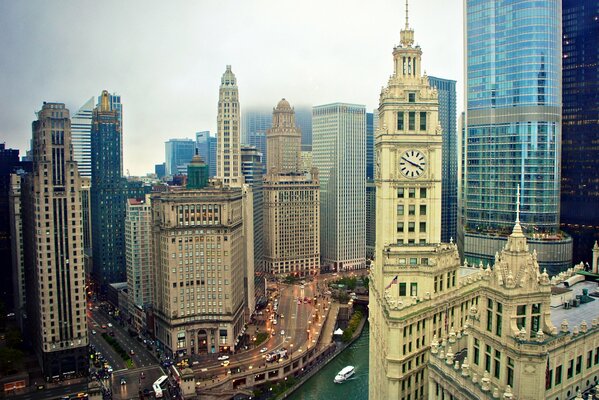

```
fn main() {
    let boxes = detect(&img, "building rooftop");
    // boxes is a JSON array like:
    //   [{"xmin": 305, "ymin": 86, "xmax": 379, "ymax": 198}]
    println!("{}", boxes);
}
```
[{"xmin": 551, "ymin": 281, "xmax": 599, "ymax": 328}]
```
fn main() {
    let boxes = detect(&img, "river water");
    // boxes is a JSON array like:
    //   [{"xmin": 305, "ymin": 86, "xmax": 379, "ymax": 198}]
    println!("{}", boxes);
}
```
[{"xmin": 287, "ymin": 323, "xmax": 369, "ymax": 400}]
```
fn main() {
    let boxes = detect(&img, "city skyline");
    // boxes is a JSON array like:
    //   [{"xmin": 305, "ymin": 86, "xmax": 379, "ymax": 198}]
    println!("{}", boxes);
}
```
[{"xmin": 0, "ymin": 0, "xmax": 462, "ymax": 176}]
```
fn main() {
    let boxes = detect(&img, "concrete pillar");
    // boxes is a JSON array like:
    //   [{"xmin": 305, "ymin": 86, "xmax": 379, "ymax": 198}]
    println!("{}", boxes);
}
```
[{"xmin": 592, "ymin": 241, "xmax": 599, "ymax": 273}]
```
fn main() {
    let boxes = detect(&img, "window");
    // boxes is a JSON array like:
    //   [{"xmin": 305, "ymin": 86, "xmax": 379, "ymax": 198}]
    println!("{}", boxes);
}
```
[
  {"xmin": 408, "ymin": 112, "xmax": 415, "ymax": 130},
  {"xmin": 419, "ymin": 222, "xmax": 426, "ymax": 233},
  {"xmin": 408, "ymin": 205, "xmax": 415, "ymax": 216},
  {"xmin": 410, "ymin": 258, "xmax": 417, "ymax": 265},
  {"xmin": 398, "ymin": 188, "xmax": 404, "ymax": 198},
  {"xmin": 409, "ymin": 188, "xmax": 416, "ymax": 198},
  {"xmin": 397, "ymin": 112, "xmax": 404, "ymax": 130},
  {"xmin": 567, "ymin": 359, "xmax": 573, "ymax": 379},
  {"xmin": 507, "ymin": 357, "xmax": 514, "ymax": 387},
  {"xmin": 576, "ymin": 355, "xmax": 582, "ymax": 374},
  {"xmin": 485, "ymin": 345, "xmax": 491, "ymax": 372},
  {"xmin": 399, "ymin": 283, "xmax": 407, "ymax": 296},
  {"xmin": 408, "ymin": 93, "xmax": 416, "ymax": 103},
  {"xmin": 494, "ymin": 350, "xmax": 501, "ymax": 379},
  {"xmin": 420, "ymin": 188, "xmax": 427, "ymax": 198},
  {"xmin": 555, "ymin": 365, "xmax": 562, "ymax": 385},
  {"xmin": 397, "ymin": 205, "xmax": 404, "ymax": 216},
  {"xmin": 495, "ymin": 302, "xmax": 503, "ymax": 337},
  {"xmin": 408, "ymin": 222, "xmax": 415, "ymax": 232},
  {"xmin": 420, "ymin": 205, "xmax": 426, "ymax": 215},
  {"xmin": 397, "ymin": 222, "xmax": 404, "ymax": 233},
  {"xmin": 410, "ymin": 283, "xmax": 418, "ymax": 296},
  {"xmin": 517, "ymin": 305, "xmax": 526, "ymax": 330},
  {"xmin": 473, "ymin": 339, "xmax": 480, "ymax": 365},
  {"xmin": 587, "ymin": 350, "xmax": 593, "ymax": 369},
  {"xmin": 419, "ymin": 112, "xmax": 427, "ymax": 131}
]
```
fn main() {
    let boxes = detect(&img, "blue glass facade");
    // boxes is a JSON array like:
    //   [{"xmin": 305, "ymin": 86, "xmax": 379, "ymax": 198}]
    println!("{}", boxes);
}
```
[
  {"xmin": 165, "ymin": 139, "xmax": 195, "ymax": 176},
  {"xmin": 241, "ymin": 110, "xmax": 271, "ymax": 169},
  {"xmin": 91, "ymin": 97, "xmax": 126, "ymax": 285},
  {"xmin": 560, "ymin": 0, "xmax": 599, "ymax": 264},
  {"xmin": 429, "ymin": 77, "xmax": 458, "ymax": 244},
  {"xmin": 463, "ymin": 0, "xmax": 572, "ymax": 273}
]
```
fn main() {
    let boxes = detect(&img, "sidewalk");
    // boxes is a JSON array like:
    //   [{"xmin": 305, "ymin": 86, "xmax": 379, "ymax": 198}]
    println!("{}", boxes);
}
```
[{"xmin": 319, "ymin": 302, "xmax": 340, "ymax": 346}]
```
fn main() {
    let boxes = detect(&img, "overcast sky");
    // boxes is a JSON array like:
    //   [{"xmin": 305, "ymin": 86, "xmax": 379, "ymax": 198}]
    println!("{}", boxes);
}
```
[{"xmin": 0, "ymin": 0, "xmax": 463, "ymax": 176}]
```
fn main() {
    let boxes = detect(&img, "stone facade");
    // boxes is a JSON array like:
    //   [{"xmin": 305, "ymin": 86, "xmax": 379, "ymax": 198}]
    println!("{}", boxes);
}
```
[{"xmin": 263, "ymin": 99, "xmax": 320, "ymax": 277}]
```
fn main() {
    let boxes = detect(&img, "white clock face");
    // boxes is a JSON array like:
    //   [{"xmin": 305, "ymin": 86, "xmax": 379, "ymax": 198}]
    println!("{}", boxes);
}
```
[{"xmin": 399, "ymin": 150, "xmax": 426, "ymax": 178}]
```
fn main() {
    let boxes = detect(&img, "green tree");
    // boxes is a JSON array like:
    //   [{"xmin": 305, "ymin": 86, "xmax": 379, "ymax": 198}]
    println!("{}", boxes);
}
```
[{"xmin": 0, "ymin": 347, "xmax": 24, "ymax": 374}]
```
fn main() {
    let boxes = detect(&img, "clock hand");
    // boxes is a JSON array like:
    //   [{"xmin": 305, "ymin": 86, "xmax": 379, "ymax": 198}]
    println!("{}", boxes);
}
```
[{"xmin": 402, "ymin": 157, "xmax": 420, "ymax": 168}]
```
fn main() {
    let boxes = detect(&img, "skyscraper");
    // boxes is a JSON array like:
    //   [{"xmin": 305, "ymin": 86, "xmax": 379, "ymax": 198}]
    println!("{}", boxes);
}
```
[
  {"xmin": 70, "ymin": 97, "xmax": 94, "ymax": 178},
  {"xmin": 313, "ymin": 103, "xmax": 365, "ymax": 271},
  {"xmin": 461, "ymin": 0, "xmax": 572, "ymax": 274},
  {"xmin": 196, "ymin": 131, "xmax": 217, "ymax": 177},
  {"xmin": 165, "ymin": 138, "xmax": 195, "ymax": 177},
  {"xmin": 22, "ymin": 102, "xmax": 88, "ymax": 378},
  {"xmin": 241, "ymin": 145, "xmax": 265, "ymax": 301},
  {"xmin": 429, "ymin": 77, "xmax": 458, "ymax": 244},
  {"xmin": 91, "ymin": 90, "xmax": 126, "ymax": 285},
  {"xmin": 241, "ymin": 109, "xmax": 271, "ymax": 166},
  {"xmin": 263, "ymin": 99, "xmax": 320, "ymax": 277},
  {"xmin": 560, "ymin": 0, "xmax": 599, "ymax": 264},
  {"xmin": 295, "ymin": 106, "xmax": 313, "ymax": 151},
  {"xmin": 217, "ymin": 66, "xmax": 243, "ymax": 187},
  {"xmin": 366, "ymin": 112, "xmax": 375, "ymax": 181},
  {"xmin": 125, "ymin": 195, "xmax": 153, "ymax": 309}
]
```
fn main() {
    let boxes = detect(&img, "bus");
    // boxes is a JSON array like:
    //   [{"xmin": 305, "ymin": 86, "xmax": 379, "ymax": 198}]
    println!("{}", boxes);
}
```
[{"xmin": 153, "ymin": 375, "xmax": 168, "ymax": 398}]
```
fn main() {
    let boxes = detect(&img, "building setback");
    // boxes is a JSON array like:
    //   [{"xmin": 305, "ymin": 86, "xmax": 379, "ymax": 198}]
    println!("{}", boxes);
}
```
[
  {"xmin": 460, "ymin": 0, "xmax": 572, "ymax": 275},
  {"xmin": 22, "ymin": 102, "xmax": 88, "ymax": 378},
  {"xmin": 560, "ymin": 0, "xmax": 599, "ymax": 264},
  {"xmin": 263, "ymin": 99, "xmax": 320, "ymax": 277},
  {"xmin": 313, "ymin": 103, "xmax": 366, "ymax": 271}
]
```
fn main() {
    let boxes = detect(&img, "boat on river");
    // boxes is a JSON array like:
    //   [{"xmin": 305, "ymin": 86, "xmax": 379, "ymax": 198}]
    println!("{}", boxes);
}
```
[{"xmin": 334, "ymin": 366, "xmax": 355, "ymax": 383}]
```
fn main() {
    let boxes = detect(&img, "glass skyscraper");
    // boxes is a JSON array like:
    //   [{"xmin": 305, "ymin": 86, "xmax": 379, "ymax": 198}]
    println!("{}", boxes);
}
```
[
  {"xmin": 462, "ymin": 0, "xmax": 572, "ymax": 274},
  {"xmin": 164, "ymin": 138, "xmax": 195, "ymax": 176},
  {"xmin": 241, "ymin": 110, "xmax": 271, "ymax": 168},
  {"xmin": 429, "ymin": 77, "xmax": 458, "ymax": 244},
  {"xmin": 560, "ymin": 0, "xmax": 599, "ymax": 264}
]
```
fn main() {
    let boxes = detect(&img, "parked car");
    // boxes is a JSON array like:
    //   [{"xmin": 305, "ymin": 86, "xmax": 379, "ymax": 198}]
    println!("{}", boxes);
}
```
[
  {"xmin": 260, "ymin": 347, "xmax": 268, "ymax": 353},
  {"xmin": 221, "ymin": 360, "xmax": 230, "ymax": 367},
  {"xmin": 217, "ymin": 355, "xmax": 229, "ymax": 361},
  {"xmin": 91, "ymin": 330, "xmax": 96, "ymax": 335},
  {"xmin": 280, "ymin": 330, "xmax": 285, "ymax": 336}
]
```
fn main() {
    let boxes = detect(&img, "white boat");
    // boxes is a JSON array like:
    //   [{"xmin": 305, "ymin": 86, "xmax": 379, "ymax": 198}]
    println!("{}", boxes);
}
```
[{"xmin": 334, "ymin": 366, "xmax": 355, "ymax": 383}]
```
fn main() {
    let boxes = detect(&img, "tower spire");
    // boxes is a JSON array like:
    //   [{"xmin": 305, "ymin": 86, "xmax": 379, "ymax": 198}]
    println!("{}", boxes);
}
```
[
  {"xmin": 400, "ymin": 0, "xmax": 414, "ymax": 47},
  {"xmin": 405, "ymin": 0, "xmax": 409, "ymax": 29},
  {"xmin": 511, "ymin": 184, "xmax": 524, "ymax": 237}
]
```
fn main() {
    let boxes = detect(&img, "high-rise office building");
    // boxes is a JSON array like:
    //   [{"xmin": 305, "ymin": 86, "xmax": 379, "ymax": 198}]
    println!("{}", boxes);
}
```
[
  {"xmin": 461, "ymin": 0, "xmax": 572, "ymax": 275},
  {"xmin": 295, "ymin": 106, "xmax": 313, "ymax": 151},
  {"xmin": 9, "ymin": 172, "xmax": 25, "ymax": 329},
  {"xmin": 241, "ymin": 145, "xmax": 265, "ymax": 301},
  {"xmin": 366, "ymin": 110, "xmax": 378, "ymax": 260},
  {"xmin": 0, "ymin": 143, "xmax": 21, "ymax": 310},
  {"xmin": 429, "ymin": 77, "xmax": 458, "ymax": 244},
  {"xmin": 313, "ymin": 103, "xmax": 365, "ymax": 271},
  {"xmin": 366, "ymin": 112, "xmax": 375, "ymax": 181},
  {"xmin": 151, "ymin": 186, "xmax": 247, "ymax": 356},
  {"xmin": 196, "ymin": 131, "xmax": 218, "ymax": 178},
  {"xmin": 70, "ymin": 97, "xmax": 94, "ymax": 178},
  {"xmin": 22, "ymin": 102, "xmax": 88, "ymax": 378},
  {"xmin": 155, "ymin": 163, "xmax": 166, "ymax": 179},
  {"xmin": 217, "ymin": 66, "xmax": 243, "ymax": 188},
  {"xmin": 125, "ymin": 195, "xmax": 154, "ymax": 309},
  {"xmin": 263, "ymin": 99, "xmax": 320, "ymax": 276},
  {"xmin": 560, "ymin": 0, "xmax": 599, "ymax": 264},
  {"xmin": 165, "ymin": 139, "xmax": 195, "ymax": 177},
  {"xmin": 241, "ymin": 109, "xmax": 271, "ymax": 167},
  {"xmin": 91, "ymin": 90, "xmax": 126, "ymax": 285}
]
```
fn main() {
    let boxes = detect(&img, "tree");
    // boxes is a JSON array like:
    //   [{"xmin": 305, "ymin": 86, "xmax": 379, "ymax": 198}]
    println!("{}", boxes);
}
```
[{"xmin": 0, "ymin": 347, "xmax": 24, "ymax": 374}]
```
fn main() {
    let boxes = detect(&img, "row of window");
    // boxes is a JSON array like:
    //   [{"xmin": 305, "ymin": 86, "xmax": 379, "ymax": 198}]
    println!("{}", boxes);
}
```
[{"xmin": 397, "ymin": 111, "xmax": 428, "ymax": 132}]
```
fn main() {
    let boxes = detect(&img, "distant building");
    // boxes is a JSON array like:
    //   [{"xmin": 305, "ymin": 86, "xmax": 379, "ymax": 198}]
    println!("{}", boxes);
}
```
[
  {"xmin": 71, "ymin": 97, "xmax": 94, "ymax": 178},
  {"xmin": 165, "ymin": 139, "xmax": 195, "ymax": 177},
  {"xmin": 22, "ymin": 102, "xmax": 88, "ymax": 378},
  {"xmin": 295, "ymin": 106, "xmax": 313, "ymax": 151},
  {"xmin": 560, "ymin": 0, "xmax": 599, "ymax": 264},
  {"xmin": 155, "ymin": 163, "xmax": 166, "ymax": 179},
  {"xmin": 196, "ymin": 131, "xmax": 217, "ymax": 177},
  {"xmin": 263, "ymin": 99, "xmax": 320, "ymax": 277},
  {"xmin": 313, "ymin": 103, "xmax": 366, "ymax": 271},
  {"xmin": 429, "ymin": 76, "xmax": 457, "ymax": 244},
  {"xmin": 366, "ymin": 181, "xmax": 376, "ymax": 260},
  {"xmin": 91, "ymin": 90, "xmax": 126, "ymax": 285},
  {"xmin": 241, "ymin": 109, "xmax": 271, "ymax": 167},
  {"xmin": 366, "ymin": 112, "xmax": 374, "ymax": 181}
]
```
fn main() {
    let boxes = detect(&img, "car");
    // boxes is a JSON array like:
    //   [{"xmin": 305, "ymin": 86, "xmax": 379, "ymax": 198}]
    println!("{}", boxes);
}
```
[
  {"xmin": 130, "ymin": 349, "xmax": 135, "ymax": 355},
  {"xmin": 221, "ymin": 360, "xmax": 230, "ymax": 366},
  {"xmin": 120, "ymin": 378, "xmax": 126, "ymax": 385},
  {"xmin": 140, "ymin": 372, "xmax": 145, "ymax": 379},
  {"xmin": 107, "ymin": 367, "xmax": 113, "ymax": 374},
  {"xmin": 217, "ymin": 355, "xmax": 229, "ymax": 361},
  {"xmin": 280, "ymin": 330, "xmax": 285, "ymax": 336},
  {"xmin": 107, "ymin": 323, "xmax": 113, "ymax": 328},
  {"xmin": 91, "ymin": 330, "xmax": 96, "ymax": 335},
  {"xmin": 272, "ymin": 320, "xmax": 277, "ymax": 325},
  {"xmin": 101, "ymin": 324, "xmax": 107, "ymax": 329},
  {"xmin": 280, "ymin": 314, "xmax": 285, "ymax": 319},
  {"xmin": 192, "ymin": 360, "xmax": 200, "ymax": 366},
  {"xmin": 260, "ymin": 347, "xmax": 268, "ymax": 353}
]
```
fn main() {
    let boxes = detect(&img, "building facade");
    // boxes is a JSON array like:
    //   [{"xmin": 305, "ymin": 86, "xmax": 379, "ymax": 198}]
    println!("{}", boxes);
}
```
[
  {"xmin": 22, "ymin": 102, "xmax": 88, "ymax": 378},
  {"xmin": 126, "ymin": 195, "xmax": 154, "ymax": 310},
  {"xmin": 165, "ymin": 139, "xmax": 195, "ymax": 177},
  {"xmin": 241, "ymin": 109, "xmax": 271, "ymax": 167},
  {"xmin": 151, "ymin": 186, "xmax": 246, "ymax": 356},
  {"xmin": 295, "ymin": 106, "xmax": 313, "ymax": 152},
  {"xmin": 70, "ymin": 97, "xmax": 94, "ymax": 178},
  {"xmin": 196, "ymin": 131, "xmax": 217, "ymax": 178},
  {"xmin": 429, "ymin": 76, "xmax": 457, "ymax": 244},
  {"xmin": 91, "ymin": 90, "xmax": 126, "ymax": 285},
  {"xmin": 313, "ymin": 103, "xmax": 366, "ymax": 271},
  {"xmin": 217, "ymin": 66, "xmax": 243, "ymax": 188},
  {"xmin": 369, "ymin": 9, "xmax": 446, "ymax": 398},
  {"xmin": 560, "ymin": 0, "xmax": 599, "ymax": 265},
  {"xmin": 461, "ymin": 0, "xmax": 572, "ymax": 275},
  {"xmin": 263, "ymin": 99, "xmax": 320, "ymax": 277}
]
